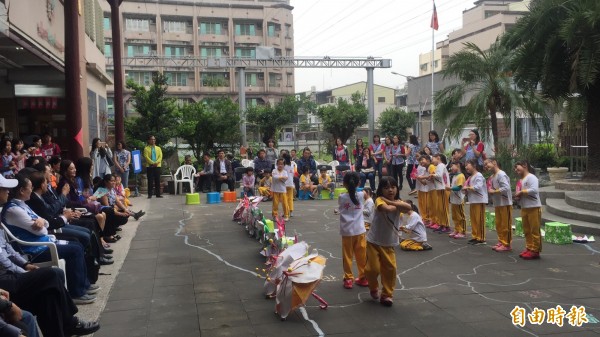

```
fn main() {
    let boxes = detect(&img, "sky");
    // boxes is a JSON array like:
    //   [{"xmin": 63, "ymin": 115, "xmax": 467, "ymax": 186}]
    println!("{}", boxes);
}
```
[{"xmin": 289, "ymin": 0, "xmax": 478, "ymax": 93}]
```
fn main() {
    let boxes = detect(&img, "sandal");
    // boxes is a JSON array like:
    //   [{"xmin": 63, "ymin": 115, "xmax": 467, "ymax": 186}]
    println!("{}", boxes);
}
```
[{"xmin": 104, "ymin": 237, "xmax": 117, "ymax": 243}]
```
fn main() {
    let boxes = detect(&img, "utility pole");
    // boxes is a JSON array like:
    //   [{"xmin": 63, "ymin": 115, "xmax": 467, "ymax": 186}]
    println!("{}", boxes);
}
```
[
  {"xmin": 109, "ymin": 0, "xmax": 124, "ymax": 143},
  {"xmin": 64, "ymin": 0, "xmax": 83, "ymax": 159},
  {"xmin": 367, "ymin": 67, "xmax": 375, "ymax": 142},
  {"xmin": 238, "ymin": 67, "xmax": 247, "ymax": 147}
]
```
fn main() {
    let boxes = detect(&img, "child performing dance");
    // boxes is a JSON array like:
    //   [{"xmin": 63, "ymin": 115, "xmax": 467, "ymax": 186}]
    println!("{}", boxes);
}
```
[
  {"xmin": 337, "ymin": 172, "xmax": 368, "ymax": 289},
  {"xmin": 514, "ymin": 160, "xmax": 542, "ymax": 260},
  {"xmin": 463, "ymin": 159, "xmax": 488, "ymax": 245},
  {"xmin": 447, "ymin": 162, "xmax": 467, "ymax": 239},
  {"xmin": 485, "ymin": 159, "xmax": 513, "ymax": 252},
  {"xmin": 365, "ymin": 176, "xmax": 411, "ymax": 307}
]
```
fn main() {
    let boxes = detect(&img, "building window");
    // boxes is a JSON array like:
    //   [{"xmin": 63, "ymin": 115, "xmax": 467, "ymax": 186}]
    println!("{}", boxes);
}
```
[
  {"xmin": 285, "ymin": 49, "xmax": 292, "ymax": 57},
  {"xmin": 106, "ymin": 70, "xmax": 113, "ymax": 79},
  {"xmin": 201, "ymin": 73, "xmax": 229, "ymax": 87},
  {"xmin": 245, "ymin": 73, "xmax": 258, "ymax": 86},
  {"xmin": 164, "ymin": 46, "xmax": 187, "ymax": 57},
  {"xmin": 284, "ymin": 24, "xmax": 291, "ymax": 38},
  {"xmin": 104, "ymin": 43, "xmax": 112, "ymax": 57},
  {"xmin": 163, "ymin": 20, "xmax": 187, "ymax": 33},
  {"xmin": 235, "ymin": 23, "xmax": 255, "ymax": 36},
  {"xmin": 126, "ymin": 71, "xmax": 152, "ymax": 86},
  {"xmin": 199, "ymin": 22, "xmax": 222, "ymax": 35},
  {"xmin": 103, "ymin": 16, "xmax": 110, "ymax": 31},
  {"xmin": 267, "ymin": 23, "xmax": 279, "ymax": 37},
  {"xmin": 200, "ymin": 47, "xmax": 222, "ymax": 58},
  {"xmin": 235, "ymin": 48, "xmax": 255, "ymax": 59},
  {"xmin": 165, "ymin": 72, "xmax": 189, "ymax": 87},
  {"xmin": 127, "ymin": 44, "xmax": 153, "ymax": 57},
  {"xmin": 176, "ymin": 98, "xmax": 193, "ymax": 107},
  {"xmin": 378, "ymin": 97, "xmax": 385, "ymax": 103},
  {"xmin": 420, "ymin": 63, "xmax": 428, "ymax": 71},
  {"xmin": 269, "ymin": 73, "xmax": 281, "ymax": 87},
  {"xmin": 125, "ymin": 18, "xmax": 150, "ymax": 32},
  {"xmin": 247, "ymin": 98, "xmax": 258, "ymax": 107},
  {"xmin": 434, "ymin": 60, "xmax": 439, "ymax": 68}
]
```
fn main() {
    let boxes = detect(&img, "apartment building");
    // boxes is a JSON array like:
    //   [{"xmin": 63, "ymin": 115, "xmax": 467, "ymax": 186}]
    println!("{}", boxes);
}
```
[{"xmin": 100, "ymin": 0, "xmax": 295, "ymax": 118}]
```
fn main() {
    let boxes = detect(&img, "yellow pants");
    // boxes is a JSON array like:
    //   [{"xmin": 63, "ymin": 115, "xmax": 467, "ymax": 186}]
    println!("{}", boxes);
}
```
[
  {"xmin": 469, "ymin": 203, "xmax": 486, "ymax": 241},
  {"xmin": 451, "ymin": 203, "xmax": 466, "ymax": 234},
  {"xmin": 258, "ymin": 186, "xmax": 271, "ymax": 197},
  {"xmin": 495, "ymin": 205, "xmax": 513, "ymax": 247},
  {"xmin": 435, "ymin": 190, "xmax": 450, "ymax": 226},
  {"xmin": 400, "ymin": 239, "xmax": 424, "ymax": 251},
  {"xmin": 286, "ymin": 186, "xmax": 295, "ymax": 213},
  {"xmin": 342, "ymin": 233, "xmax": 367, "ymax": 280},
  {"xmin": 365, "ymin": 242, "xmax": 397, "ymax": 298},
  {"xmin": 418, "ymin": 191, "xmax": 429, "ymax": 222},
  {"xmin": 272, "ymin": 192, "xmax": 289, "ymax": 218},
  {"xmin": 428, "ymin": 189, "xmax": 440, "ymax": 224},
  {"xmin": 521, "ymin": 207, "xmax": 542, "ymax": 252}
]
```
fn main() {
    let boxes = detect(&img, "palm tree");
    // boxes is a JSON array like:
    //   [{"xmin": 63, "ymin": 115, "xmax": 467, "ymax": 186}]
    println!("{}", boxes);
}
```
[
  {"xmin": 504, "ymin": 0, "xmax": 600, "ymax": 179},
  {"xmin": 434, "ymin": 41, "xmax": 544, "ymax": 151}
]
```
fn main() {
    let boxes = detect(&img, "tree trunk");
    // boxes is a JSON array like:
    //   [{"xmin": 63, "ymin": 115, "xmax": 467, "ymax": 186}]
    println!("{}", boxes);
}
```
[
  {"xmin": 584, "ymin": 84, "xmax": 600, "ymax": 179},
  {"xmin": 489, "ymin": 107, "xmax": 500, "ymax": 153}
]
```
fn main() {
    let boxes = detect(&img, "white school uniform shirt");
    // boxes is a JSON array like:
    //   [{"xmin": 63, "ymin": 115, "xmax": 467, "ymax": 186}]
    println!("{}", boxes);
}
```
[
  {"xmin": 449, "ymin": 173, "xmax": 466, "ymax": 205},
  {"xmin": 519, "ymin": 173, "xmax": 542, "ymax": 208},
  {"xmin": 363, "ymin": 197, "xmax": 375, "ymax": 224},
  {"xmin": 465, "ymin": 172, "xmax": 488, "ymax": 204},
  {"xmin": 489, "ymin": 170, "xmax": 512, "ymax": 207},
  {"xmin": 271, "ymin": 168, "xmax": 288, "ymax": 193},
  {"xmin": 338, "ymin": 192, "xmax": 366, "ymax": 237},
  {"xmin": 403, "ymin": 212, "xmax": 427, "ymax": 243},
  {"xmin": 416, "ymin": 165, "xmax": 430, "ymax": 192},
  {"xmin": 284, "ymin": 164, "xmax": 294, "ymax": 187},
  {"xmin": 432, "ymin": 163, "xmax": 450, "ymax": 191}
]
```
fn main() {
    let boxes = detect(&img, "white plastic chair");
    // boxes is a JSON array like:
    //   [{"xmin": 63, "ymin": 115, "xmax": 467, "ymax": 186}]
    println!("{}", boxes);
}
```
[
  {"xmin": 1, "ymin": 223, "xmax": 67, "ymax": 287},
  {"xmin": 241, "ymin": 159, "xmax": 252, "ymax": 167},
  {"xmin": 173, "ymin": 164, "xmax": 196, "ymax": 195},
  {"xmin": 327, "ymin": 160, "xmax": 338, "ymax": 182}
]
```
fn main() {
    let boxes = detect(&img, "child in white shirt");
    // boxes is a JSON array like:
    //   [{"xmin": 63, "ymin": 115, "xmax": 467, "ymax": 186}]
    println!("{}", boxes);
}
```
[
  {"xmin": 399, "ymin": 200, "xmax": 432, "ymax": 251},
  {"xmin": 362, "ymin": 187, "xmax": 374, "ymax": 231}
]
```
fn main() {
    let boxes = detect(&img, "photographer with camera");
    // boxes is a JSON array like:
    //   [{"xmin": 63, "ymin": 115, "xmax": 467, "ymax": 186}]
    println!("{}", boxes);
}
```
[{"xmin": 90, "ymin": 138, "xmax": 112, "ymax": 179}]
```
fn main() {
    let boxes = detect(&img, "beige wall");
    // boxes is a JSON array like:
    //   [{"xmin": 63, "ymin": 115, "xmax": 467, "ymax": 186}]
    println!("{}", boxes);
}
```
[{"xmin": 329, "ymin": 82, "xmax": 396, "ymax": 124}]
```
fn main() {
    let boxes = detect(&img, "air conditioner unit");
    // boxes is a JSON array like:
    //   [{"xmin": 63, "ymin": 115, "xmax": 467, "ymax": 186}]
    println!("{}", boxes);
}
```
[{"xmin": 258, "ymin": 73, "xmax": 264, "ymax": 80}]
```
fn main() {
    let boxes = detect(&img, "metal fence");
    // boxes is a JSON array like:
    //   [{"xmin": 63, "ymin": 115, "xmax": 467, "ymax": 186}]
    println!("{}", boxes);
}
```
[{"xmin": 559, "ymin": 122, "xmax": 587, "ymax": 178}]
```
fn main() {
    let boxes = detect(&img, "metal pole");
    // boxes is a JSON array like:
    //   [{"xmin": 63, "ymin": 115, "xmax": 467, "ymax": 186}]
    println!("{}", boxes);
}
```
[
  {"xmin": 110, "ymin": 0, "xmax": 125, "ymax": 143},
  {"xmin": 238, "ymin": 67, "xmax": 247, "ymax": 147},
  {"xmin": 64, "ymin": 0, "xmax": 83, "ymax": 159},
  {"xmin": 430, "ymin": 29, "xmax": 435, "ymax": 131},
  {"xmin": 510, "ymin": 80, "xmax": 516, "ymax": 146},
  {"xmin": 366, "ymin": 67, "xmax": 375, "ymax": 142}
]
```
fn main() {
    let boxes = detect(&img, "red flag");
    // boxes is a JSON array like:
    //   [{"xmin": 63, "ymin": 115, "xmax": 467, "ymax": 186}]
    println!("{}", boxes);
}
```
[{"xmin": 431, "ymin": 1, "xmax": 439, "ymax": 30}]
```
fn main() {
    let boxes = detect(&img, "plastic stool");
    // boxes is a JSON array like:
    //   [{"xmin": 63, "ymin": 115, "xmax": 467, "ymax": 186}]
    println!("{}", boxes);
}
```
[
  {"xmin": 298, "ymin": 190, "xmax": 310, "ymax": 200},
  {"xmin": 207, "ymin": 192, "xmax": 221, "ymax": 204},
  {"xmin": 186, "ymin": 193, "xmax": 200, "ymax": 205},
  {"xmin": 223, "ymin": 191, "xmax": 237, "ymax": 203},
  {"xmin": 334, "ymin": 187, "xmax": 347, "ymax": 199},
  {"xmin": 321, "ymin": 190, "xmax": 331, "ymax": 199}
]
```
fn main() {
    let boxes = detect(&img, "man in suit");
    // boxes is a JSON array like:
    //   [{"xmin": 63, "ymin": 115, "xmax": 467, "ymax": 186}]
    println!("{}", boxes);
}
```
[
  {"xmin": 196, "ymin": 153, "xmax": 214, "ymax": 192},
  {"xmin": 213, "ymin": 149, "xmax": 234, "ymax": 192},
  {"xmin": 0, "ymin": 175, "xmax": 100, "ymax": 337}
]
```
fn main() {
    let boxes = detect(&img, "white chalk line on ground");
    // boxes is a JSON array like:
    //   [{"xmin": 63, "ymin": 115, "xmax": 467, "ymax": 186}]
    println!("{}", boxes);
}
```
[{"xmin": 170, "ymin": 207, "xmax": 326, "ymax": 336}]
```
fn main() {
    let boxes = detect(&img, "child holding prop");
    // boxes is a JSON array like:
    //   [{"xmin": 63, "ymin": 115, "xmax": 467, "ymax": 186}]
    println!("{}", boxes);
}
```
[
  {"xmin": 399, "ymin": 200, "xmax": 432, "ymax": 251},
  {"xmin": 462, "ymin": 159, "xmax": 488, "ymax": 245},
  {"xmin": 447, "ymin": 162, "xmax": 467, "ymax": 239},
  {"xmin": 365, "ymin": 176, "xmax": 411, "ymax": 307},
  {"xmin": 514, "ymin": 160, "xmax": 542, "ymax": 260},
  {"xmin": 258, "ymin": 169, "xmax": 272, "ymax": 200},
  {"xmin": 337, "ymin": 172, "xmax": 368, "ymax": 289},
  {"xmin": 485, "ymin": 158, "xmax": 513, "ymax": 252}
]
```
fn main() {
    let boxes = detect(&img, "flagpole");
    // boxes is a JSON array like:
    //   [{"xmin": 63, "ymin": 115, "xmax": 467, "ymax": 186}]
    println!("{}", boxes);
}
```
[{"xmin": 430, "ymin": 2, "xmax": 435, "ymax": 132}]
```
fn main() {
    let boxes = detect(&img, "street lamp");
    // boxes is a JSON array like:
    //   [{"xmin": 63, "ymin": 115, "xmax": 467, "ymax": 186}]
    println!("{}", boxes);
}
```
[{"xmin": 391, "ymin": 71, "xmax": 423, "ymax": 137}]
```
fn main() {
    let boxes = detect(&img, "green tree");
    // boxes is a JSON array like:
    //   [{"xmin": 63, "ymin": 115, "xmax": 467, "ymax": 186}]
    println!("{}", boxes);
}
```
[
  {"xmin": 246, "ymin": 95, "xmax": 308, "ymax": 146},
  {"xmin": 503, "ymin": 0, "xmax": 600, "ymax": 178},
  {"xmin": 377, "ymin": 107, "xmax": 416, "ymax": 140},
  {"xmin": 124, "ymin": 72, "xmax": 180, "ymax": 150},
  {"xmin": 434, "ymin": 42, "xmax": 545, "ymax": 151},
  {"xmin": 316, "ymin": 92, "xmax": 368, "ymax": 145},
  {"xmin": 178, "ymin": 98, "xmax": 241, "ymax": 159}
]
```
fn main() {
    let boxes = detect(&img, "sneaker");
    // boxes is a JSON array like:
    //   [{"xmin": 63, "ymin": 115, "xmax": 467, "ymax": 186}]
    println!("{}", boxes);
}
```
[
  {"xmin": 343, "ymin": 279, "xmax": 353, "ymax": 289},
  {"xmin": 87, "ymin": 284, "xmax": 101, "ymax": 295},
  {"xmin": 354, "ymin": 277, "xmax": 369, "ymax": 287},
  {"xmin": 290, "ymin": 212, "xmax": 294, "ymax": 218},
  {"xmin": 283, "ymin": 217, "xmax": 290, "ymax": 221},
  {"xmin": 519, "ymin": 249, "xmax": 529, "ymax": 258},
  {"xmin": 474, "ymin": 240, "xmax": 487, "ymax": 245},
  {"xmin": 72, "ymin": 294, "xmax": 97, "ymax": 305},
  {"xmin": 422, "ymin": 243, "xmax": 433, "ymax": 250},
  {"xmin": 380, "ymin": 296, "xmax": 393, "ymax": 307},
  {"xmin": 438, "ymin": 227, "xmax": 451, "ymax": 234},
  {"xmin": 370, "ymin": 289, "xmax": 379, "ymax": 300},
  {"xmin": 522, "ymin": 251, "xmax": 540, "ymax": 260},
  {"xmin": 453, "ymin": 233, "xmax": 466, "ymax": 239},
  {"xmin": 467, "ymin": 238, "xmax": 478, "ymax": 245},
  {"xmin": 491, "ymin": 243, "xmax": 502, "ymax": 251},
  {"xmin": 68, "ymin": 317, "xmax": 100, "ymax": 336},
  {"xmin": 408, "ymin": 189, "xmax": 417, "ymax": 195},
  {"xmin": 424, "ymin": 221, "xmax": 431, "ymax": 227},
  {"xmin": 430, "ymin": 224, "xmax": 441, "ymax": 230},
  {"xmin": 309, "ymin": 194, "xmax": 315, "ymax": 200},
  {"xmin": 495, "ymin": 245, "xmax": 512, "ymax": 252},
  {"xmin": 448, "ymin": 231, "xmax": 458, "ymax": 238}
]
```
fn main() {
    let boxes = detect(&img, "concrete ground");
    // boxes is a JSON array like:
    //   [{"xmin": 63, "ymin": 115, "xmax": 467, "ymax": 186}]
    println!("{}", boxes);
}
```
[{"xmin": 93, "ymin": 192, "xmax": 600, "ymax": 337}]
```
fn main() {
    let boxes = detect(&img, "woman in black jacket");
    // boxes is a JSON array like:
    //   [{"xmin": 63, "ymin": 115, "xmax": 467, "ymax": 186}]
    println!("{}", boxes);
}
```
[{"xmin": 355, "ymin": 147, "xmax": 376, "ymax": 189}]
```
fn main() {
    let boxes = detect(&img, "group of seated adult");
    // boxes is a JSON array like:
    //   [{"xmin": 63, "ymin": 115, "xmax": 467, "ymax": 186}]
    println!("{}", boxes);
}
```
[{"xmin": 0, "ymin": 134, "xmax": 149, "ymax": 336}]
